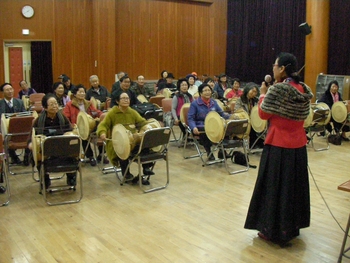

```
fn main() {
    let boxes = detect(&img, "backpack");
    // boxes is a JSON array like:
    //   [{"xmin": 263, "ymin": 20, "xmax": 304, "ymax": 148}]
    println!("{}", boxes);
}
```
[{"xmin": 132, "ymin": 103, "xmax": 160, "ymax": 117}]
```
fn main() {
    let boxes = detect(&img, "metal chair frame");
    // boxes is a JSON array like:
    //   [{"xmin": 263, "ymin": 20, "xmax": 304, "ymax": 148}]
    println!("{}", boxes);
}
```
[
  {"xmin": 305, "ymin": 108, "xmax": 330, "ymax": 151},
  {"xmin": 119, "ymin": 127, "xmax": 171, "ymax": 193},
  {"xmin": 40, "ymin": 135, "xmax": 83, "ymax": 205},
  {"xmin": 0, "ymin": 134, "xmax": 10, "ymax": 206},
  {"xmin": 179, "ymin": 104, "xmax": 206, "ymax": 162},
  {"xmin": 4, "ymin": 115, "xmax": 35, "ymax": 175},
  {"xmin": 204, "ymin": 119, "xmax": 250, "ymax": 174}
]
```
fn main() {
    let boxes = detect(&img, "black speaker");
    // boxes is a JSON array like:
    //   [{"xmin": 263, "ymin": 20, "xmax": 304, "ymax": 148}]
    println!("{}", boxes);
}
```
[{"xmin": 299, "ymin": 22, "xmax": 312, "ymax": 35}]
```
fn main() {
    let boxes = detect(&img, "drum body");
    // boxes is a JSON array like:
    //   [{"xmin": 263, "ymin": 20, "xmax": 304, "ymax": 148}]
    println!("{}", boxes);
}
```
[
  {"xmin": 77, "ymin": 112, "xmax": 97, "ymax": 140},
  {"xmin": 230, "ymin": 109, "xmax": 251, "ymax": 139},
  {"xmin": 304, "ymin": 102, "xmax": 331, "ymax": 127},
  {"xmin": 250, "ymin": 105, "xmax": 267, "ymax": 133},
  {"xmin": 137, "ymin": 94, "xmax": 148, "ymax": 103},
  {"xmin": 1, "ymin": 111, "xmax": 38, "ymax": 137},
  {"xmin": 332, "ymin": 101, "xmax": 350, "ymax": 123},
  {"xmin": 138, "ymin": 118, "xmax": 162, "ymax": 152},
  {"xmin": 112, "ymin": 124, "xmax": 138, "ymax": 160},
  {"xmin": 31, "ymin": 128, "xmax": 46, "ymax": 166}
]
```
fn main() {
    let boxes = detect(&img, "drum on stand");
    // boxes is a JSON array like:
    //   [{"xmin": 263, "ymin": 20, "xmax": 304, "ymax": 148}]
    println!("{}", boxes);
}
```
[
  {"xmin": 137, "ymin": 94, "xmax": 148, "ymax": 103},
  {"xmin": 250, "ymin": 105, "xmax": 267, "ymax": 133},
  {"xmin": 138, "ymin": 118, "xmax": 162, "ymax": 152},
  {"xmin": 303, "ymin": 104, "xmax": 314, "ymax": 128},
  {"xmin": 332, "ymin": 101, "xmax": 350, "ymax": 123},
  {"xmin": 31, "ymin": 128, "xmax": 46, "ymax": 166},
  {"xmin": 230, "ymin": 109, "xmax": 251, "ymax": 139},
  {"xmin": 77, "ymin": 112, "xmax": 97, "ymax": 140},
  {"xmin": 1, "ymin": 111, "xmax": 38, "ymax": 137},
  {"xmin": 22, "ymin": 95, "xmax": 30, "ymax": 110}
]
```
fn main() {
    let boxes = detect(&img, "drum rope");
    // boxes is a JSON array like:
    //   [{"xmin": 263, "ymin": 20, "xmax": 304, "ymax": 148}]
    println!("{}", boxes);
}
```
[{"xmin": 308, "ymin": 164, "xmax": 350, "ymax": 238}]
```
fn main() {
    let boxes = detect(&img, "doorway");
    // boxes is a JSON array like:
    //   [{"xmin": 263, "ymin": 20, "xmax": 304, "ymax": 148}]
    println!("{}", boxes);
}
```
[{"xmin": 3, "ymin": 41, "xmax": 53, "ymax": 96}]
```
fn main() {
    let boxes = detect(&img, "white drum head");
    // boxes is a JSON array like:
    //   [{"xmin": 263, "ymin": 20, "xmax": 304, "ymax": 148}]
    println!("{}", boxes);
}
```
[
  {"xmin": 77, "ymin": 112, "xmax": 96, "ymax": 140},
  {"xmin": 332, "ymin": 101, "xmax": 347, "ymax": 123},
  {"xmin": 205, "ymin": 111, "xmax": 225, "ymax": 143},
  {"xmin": 112, "ymin": 124, "xmax": 132, "ymax": 160},
  {"xmin": 250, "ymin": 105, "xmax": 267, "ymax": 133}
]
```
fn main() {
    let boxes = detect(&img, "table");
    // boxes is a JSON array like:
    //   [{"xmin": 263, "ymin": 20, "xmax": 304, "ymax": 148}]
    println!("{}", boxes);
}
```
[{"xmin": 338, "ymin": 180, "xmax": 350, "ymax": 263}]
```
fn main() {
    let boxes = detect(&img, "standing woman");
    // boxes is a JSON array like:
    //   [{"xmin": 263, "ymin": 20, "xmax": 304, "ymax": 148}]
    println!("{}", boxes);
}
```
[
  {"xmin": 63, "ymin": 84, "xmax": 103, "ymax": 166},
  {"xmin": 318, "ymin": 80, "xmax": 349, "ymax": 140},
  {"xmin": 53, "ymin": 82, "xmax": 70, "ymax": 109},
  {"xmin": 171, "ymin": 78, "xmax": 193, "ymax": 138},
  {"xmin": 244, "ymin": 53, "xmax": 313, "ymax": 245}
]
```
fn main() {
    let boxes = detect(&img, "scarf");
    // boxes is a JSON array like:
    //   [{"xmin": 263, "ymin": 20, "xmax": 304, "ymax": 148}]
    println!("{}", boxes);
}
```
[
  {"xmin": 37, "ymin": 110, "xmax": 66, "ymax": 134},
  {"xmin": 260, "ymin": 82, "xmax": 313, "ymax": 121},
  {"xmin": 331, "ymin": 92, "xmax": 339, "ymax": 103},
  {"xmin": 202, "ymin": 97, "xmax": 211, "ymax": 107}
]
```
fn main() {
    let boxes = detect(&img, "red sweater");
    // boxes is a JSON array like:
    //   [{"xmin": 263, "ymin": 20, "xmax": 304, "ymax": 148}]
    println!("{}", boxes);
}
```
[{"xmin": 258, "ymin": 81, "xmax": 307, "ymax": 148}]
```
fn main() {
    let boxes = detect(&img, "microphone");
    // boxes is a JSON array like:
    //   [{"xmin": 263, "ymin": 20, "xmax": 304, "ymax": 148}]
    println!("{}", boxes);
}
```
[{"xmin": 264, "ymin": 74, "xmax": 272, "ymax": 86}]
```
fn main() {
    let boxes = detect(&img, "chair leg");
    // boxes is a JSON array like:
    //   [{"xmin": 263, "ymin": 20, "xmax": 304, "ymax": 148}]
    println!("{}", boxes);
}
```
[
  {"xmin": 309, "ymin": 128, "xmax": 329, "ymax": 151},
  {"xmin": 0, "ymin": 157, "xmax": 11, "ymax": 206}
]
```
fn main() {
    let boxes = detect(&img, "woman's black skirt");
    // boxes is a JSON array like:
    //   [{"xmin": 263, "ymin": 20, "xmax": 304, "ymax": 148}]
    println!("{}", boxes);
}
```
[{"xmin": 244, "ymin": 144, "xmax": 310, "ymax": 243}]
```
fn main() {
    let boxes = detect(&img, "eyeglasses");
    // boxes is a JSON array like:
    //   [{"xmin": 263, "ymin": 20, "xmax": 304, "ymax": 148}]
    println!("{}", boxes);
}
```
[
  {"xmin": 48, "ymin": 102, "xmax": 58, "ymax": 106},
  {"xmin": 120, "ymin": 97, "xmax": 130, "ymax": 100},
  {"xmin": 272, "ymin": 64, "xmax": 279, "ymax": 67}
]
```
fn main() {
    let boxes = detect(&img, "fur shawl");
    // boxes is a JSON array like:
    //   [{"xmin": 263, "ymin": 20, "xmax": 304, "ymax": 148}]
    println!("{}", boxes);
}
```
[{"xmin": 260, "ymin": 82, "xmax": 313, "ymax": 121}]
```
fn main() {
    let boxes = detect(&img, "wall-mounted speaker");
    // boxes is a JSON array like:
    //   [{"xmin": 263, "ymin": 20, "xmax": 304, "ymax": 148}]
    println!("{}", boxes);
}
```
[{"xmin": 299, "ymin": 22, "xmax": 312, "ymax": 35}]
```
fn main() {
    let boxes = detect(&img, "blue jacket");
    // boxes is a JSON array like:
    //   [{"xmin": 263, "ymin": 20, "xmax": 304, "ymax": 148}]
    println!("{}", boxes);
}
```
[{"xmin": 188, "ymin": 97, "xmax": 229, "ymax": 130}]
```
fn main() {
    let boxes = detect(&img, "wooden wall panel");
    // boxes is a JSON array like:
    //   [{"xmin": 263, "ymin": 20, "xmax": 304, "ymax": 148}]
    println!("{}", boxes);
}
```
[{"xmin": 0, "ymin": 0, "xmax": 227, "ymax": 91}]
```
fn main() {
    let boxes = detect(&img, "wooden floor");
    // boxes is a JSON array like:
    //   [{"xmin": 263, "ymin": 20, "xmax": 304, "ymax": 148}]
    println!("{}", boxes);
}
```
[{"xmin": 1, "ymin": 127, "xmax": 350, "ymax": 263}]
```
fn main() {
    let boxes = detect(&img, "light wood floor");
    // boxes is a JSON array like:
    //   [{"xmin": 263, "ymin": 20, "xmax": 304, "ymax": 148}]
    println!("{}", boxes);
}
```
[{"xmin": 1, "ymin": 127, "xmax": 350, "ymax": 263}]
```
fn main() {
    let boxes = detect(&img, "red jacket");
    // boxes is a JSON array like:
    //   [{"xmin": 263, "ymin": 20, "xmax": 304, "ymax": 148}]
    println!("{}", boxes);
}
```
[
  {"xmin": 258, "ymin": 81, "xmax": 307, "ymax": 149},
  {"xmin": 63, "ymin": 98, "xmax": 102, "ymax": 125}
]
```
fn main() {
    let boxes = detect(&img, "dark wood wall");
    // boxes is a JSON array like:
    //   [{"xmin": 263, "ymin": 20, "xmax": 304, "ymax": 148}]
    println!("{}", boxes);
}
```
[{"xmin": 0, "ymin": 0, "xmax": 227, "ymax": 90}]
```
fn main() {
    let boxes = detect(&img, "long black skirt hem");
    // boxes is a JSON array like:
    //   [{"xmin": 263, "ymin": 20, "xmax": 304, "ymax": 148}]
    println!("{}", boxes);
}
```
[{"xmin": 244, "ymin": 145, "xmax": 310, "ymax": 243}]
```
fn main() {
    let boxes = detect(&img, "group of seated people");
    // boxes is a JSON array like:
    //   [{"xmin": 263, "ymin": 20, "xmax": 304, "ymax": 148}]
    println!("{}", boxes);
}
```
[{"xmin": 2, "ymin": 71, "xmax": 348, "ymax": 194}]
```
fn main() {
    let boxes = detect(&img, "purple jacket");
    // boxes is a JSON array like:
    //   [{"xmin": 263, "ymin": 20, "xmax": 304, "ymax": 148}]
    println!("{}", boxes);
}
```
[{"xmin": 188, "ymin": 97, "xmax": 229, "ymax": 130}]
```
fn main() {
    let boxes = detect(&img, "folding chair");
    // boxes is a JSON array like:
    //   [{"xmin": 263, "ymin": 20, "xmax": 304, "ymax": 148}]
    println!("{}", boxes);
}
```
[
  {"xmin": 305, "ymin": 102, "xmax": 331, "ymax": 151},
  {"xmin": 179, "ymin": 103, "xmax": 206, "ymax": 162},
  {"xmin": 40, "ymin": 135, "xmax": 83, "ymax": 205},
  {"xmin": 119, "ymin": 127, "xmax": 171, "ymax": 193},
  {"xmin": 89, "ymin": 113, "xmax": 110, "ymax": 170},
  {"xmin": 29, "ymin": 93, "xmax": 45, "ymax": 113},
  {"xmin": 161, "ymin": 98, "xmax": 179, "ymax": 142},
  {"xmin": 3, "ymin": 115, "xmax": 35, "ymax": 175},
  {"xmin": 0, "ymin": 134, "xmax": 10, "ymax": 206},
  {"xmin": 204, "ymin": 111, "xmax": 250, "ymax": 174},
  {"xmin": 149, "ymin": 95, "xmax": 165, "ymax": 108}
]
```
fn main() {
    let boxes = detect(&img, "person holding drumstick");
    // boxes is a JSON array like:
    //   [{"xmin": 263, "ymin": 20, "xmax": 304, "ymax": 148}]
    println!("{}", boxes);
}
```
[
  {"xmin": 28, "ymin": 93, "xmax": 73, "ymax": 189},
  {"xmin": 234, "ymin": 82, "xmax": 264, "ymax": 148},
  {"xmin": 63, "ymin": 84, "xmax": 105, "ymax": 166},
  {"xmin": 244, "ymin": 52, "xmax": 313, "ymax": 246},
  {"xmin": 318, "ymin": 80, "xmax": 349, "ymax": 141},
  {"xmin": 188, "ymin": 83, "xmax": 231, "ymax": 160},
  {"xmin": 97, "ymin": 92, "xmax": 155, "ymax": 185}
]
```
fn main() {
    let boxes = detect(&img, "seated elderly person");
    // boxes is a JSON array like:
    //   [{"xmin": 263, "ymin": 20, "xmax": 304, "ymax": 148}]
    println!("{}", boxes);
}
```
[
  {"xmin": 52, "ymin": 82, "xmax": 70, "ymax": 109},
  {"xmin": 234, "ymin": 82, "xmax": 264, "ymax": 148},
  {"xmin": 28, "ymin": 93, "xmax": 74, "ymax": 190},
  {"xmin": 188, "ymin": 83, "xmax": 230, "ymax": 160},
  {"xmin": 97, "ymin": 92, "xmax": 156, "ymax": 185},
  {"xmin": 110, "ymin": 75, "xmax": 140, "ymax": 108},
  {"xmin": 318, "ymin": 80, "xmax": 349, "ymax": 141},
  {"xmin": 63, "ymin": 84, "xmax": 106, "ymax": 166},
  {"xmin": 172, "ymin": 78, "xmax": 193, "ymax": 138},
  {"xmin": 85, "ymin": 75, "xmax": 111, "ymax": 105}
]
